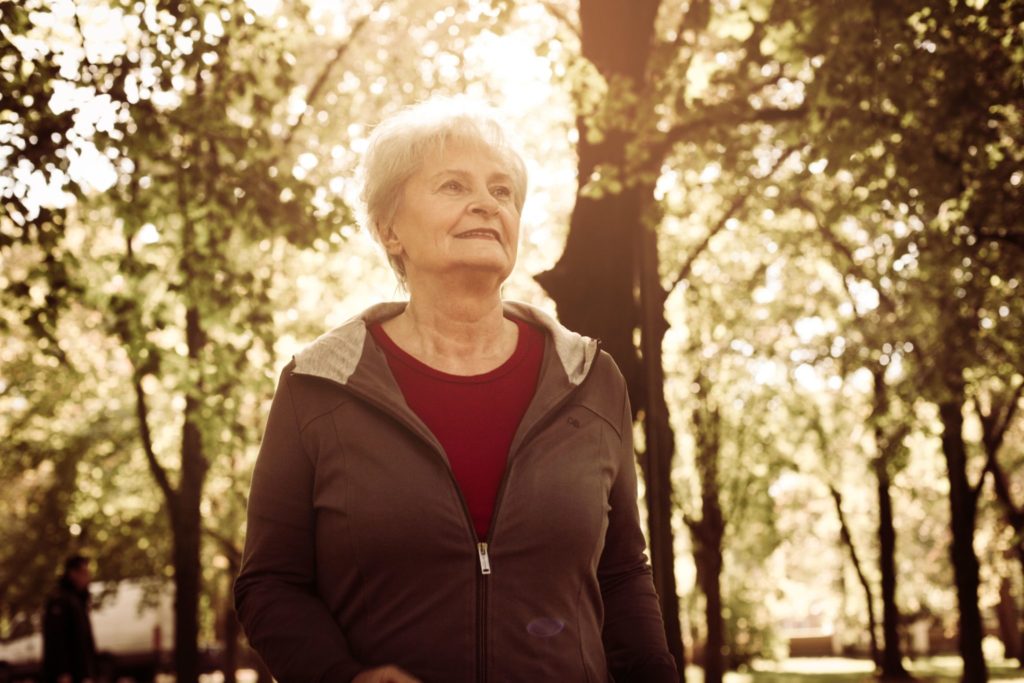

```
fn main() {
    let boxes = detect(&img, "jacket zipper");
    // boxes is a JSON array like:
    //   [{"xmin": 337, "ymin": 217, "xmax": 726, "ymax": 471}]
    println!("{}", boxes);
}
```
[
  {"xmin": 477, "ymin": 548, "xmax": 489, "ymax": 683},
  {"xmin": 298, "ymin": 372, "xmax": 494, "ymax": 680},
  {"xmin": 477, "ymin": 542, "xmax": 492, "ymax": 574},
  {"xmin": 472, "ymin": 342, "xmax": 602, "ymax": 683},
  {"xmin": 294, "ymin": 340, "xmax": 601, "ymax": 683}
]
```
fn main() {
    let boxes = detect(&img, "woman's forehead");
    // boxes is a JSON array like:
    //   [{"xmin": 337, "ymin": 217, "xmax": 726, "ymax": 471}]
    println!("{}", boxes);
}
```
[{"xmin": 428, "ymin": 137, "xmax": 507, "ymax": 164}]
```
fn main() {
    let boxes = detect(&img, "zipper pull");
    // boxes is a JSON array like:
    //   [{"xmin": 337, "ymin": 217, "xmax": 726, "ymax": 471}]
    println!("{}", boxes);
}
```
[{"xmin": 477, "ymin": 542, "xmax": 492, "ymax": 575}]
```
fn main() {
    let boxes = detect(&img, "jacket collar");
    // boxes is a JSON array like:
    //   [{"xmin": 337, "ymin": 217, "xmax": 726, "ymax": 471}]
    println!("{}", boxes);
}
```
[{"xmin": 293, "ymin": 300, "xmax": 598, "ymax": 387}]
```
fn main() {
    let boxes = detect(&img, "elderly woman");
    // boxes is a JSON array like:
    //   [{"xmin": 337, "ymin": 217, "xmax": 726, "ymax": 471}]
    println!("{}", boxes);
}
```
[{"xmin": 234, "ymin": 99, "xmax": 678, "ymax": 683}]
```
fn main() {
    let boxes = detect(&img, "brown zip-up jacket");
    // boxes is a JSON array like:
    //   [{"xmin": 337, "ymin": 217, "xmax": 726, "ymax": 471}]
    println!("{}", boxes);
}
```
[{"xmin": 234, "ymin": 302, "xmax": 677, "ymax": 683}]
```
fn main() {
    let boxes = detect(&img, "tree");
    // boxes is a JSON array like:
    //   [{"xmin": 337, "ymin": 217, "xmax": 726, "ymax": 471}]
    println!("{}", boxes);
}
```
[
  {"xmin": 2, "ymin": 0, "xmax": 343, "ymax": 676},
  {"xmin": 536, "ymin": 2, "xmax": 810, "ymax": 677},
  {"xmin": 809, "ymin": 413, "xmax": 882, "ymax": 667},
  {"xmin": 800, "ymin": 1, "xmax": 1024, "ymax": 678},
  {"xmin": 978, "ymin": 379, "xmax": 1024, "ymax": 663},
  {"xmin": 3, "ymin": 1, "xmax": 548, "ymax": 677},
  {"xmin": 794, "ymin": 187, "xmax": 917, "ymax": 678}
]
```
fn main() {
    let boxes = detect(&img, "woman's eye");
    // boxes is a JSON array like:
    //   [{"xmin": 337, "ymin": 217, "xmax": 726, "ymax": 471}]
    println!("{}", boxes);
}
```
[
  {"xmin": 441, "ymin": 180, "xmax": 464, "ymax": 192},
  {"xmin": 492, "ymin": 186, "xmax": 512, "ymax": 199}
]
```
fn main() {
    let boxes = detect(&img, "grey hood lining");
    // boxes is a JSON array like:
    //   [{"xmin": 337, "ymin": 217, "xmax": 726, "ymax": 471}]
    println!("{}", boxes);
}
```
[{"xmin": 293, "ymin": 300, "xmax": 598, "ymax": 386}]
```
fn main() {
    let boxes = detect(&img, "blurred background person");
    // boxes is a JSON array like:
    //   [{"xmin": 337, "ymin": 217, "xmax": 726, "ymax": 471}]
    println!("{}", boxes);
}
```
[{"xmin": 43, "ymin": 554, "xmax": 97, "ymax": 683}]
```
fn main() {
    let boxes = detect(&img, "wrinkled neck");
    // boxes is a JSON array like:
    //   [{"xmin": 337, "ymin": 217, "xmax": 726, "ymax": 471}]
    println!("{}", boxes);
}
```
[{"xmin": 381, "ymin": 293, "xmax": 518, "ymax": 375}]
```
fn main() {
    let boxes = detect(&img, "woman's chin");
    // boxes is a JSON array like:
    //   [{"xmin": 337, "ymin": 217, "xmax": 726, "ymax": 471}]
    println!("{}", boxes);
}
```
[{"xmin": 411, "ymin": 259, "xmax": 515, "ymax": 289}]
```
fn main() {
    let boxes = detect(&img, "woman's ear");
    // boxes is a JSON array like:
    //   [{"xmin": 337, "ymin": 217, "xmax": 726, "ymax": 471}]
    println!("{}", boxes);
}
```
[{"xmin": 380, "ymin": 223, "xmax": 403, "ymax": 256}]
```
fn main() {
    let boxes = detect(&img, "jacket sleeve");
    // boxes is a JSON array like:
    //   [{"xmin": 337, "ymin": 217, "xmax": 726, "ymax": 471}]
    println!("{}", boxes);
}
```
[
  {"xmin": 234, "ymin": 365, "xmax": 363, "ymax": 683},
  {"xmin": 598, "ymin": 382, "xmax": 679, "ymax": 683}
]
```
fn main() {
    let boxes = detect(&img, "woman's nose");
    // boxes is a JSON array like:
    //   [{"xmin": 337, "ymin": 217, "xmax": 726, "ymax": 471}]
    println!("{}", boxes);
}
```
[{"xmin": 469, "ymin": 192, "xmax": 499, "ymax": 215}]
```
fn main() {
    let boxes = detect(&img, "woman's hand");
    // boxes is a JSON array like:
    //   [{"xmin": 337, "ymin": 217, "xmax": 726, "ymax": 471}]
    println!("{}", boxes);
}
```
[{"xmin": 352, "ymin": 665, "xmax": 422, "ymax": 683}]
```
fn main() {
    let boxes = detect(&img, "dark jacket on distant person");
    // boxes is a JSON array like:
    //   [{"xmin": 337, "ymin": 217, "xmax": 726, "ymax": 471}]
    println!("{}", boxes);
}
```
[
  {"xmin": 234, "ymin": 301, "xmax": 678, "ymax": 683},
  {"xmin": 42, "ymin": 577, "xmax": 96, "ymax": 683}
]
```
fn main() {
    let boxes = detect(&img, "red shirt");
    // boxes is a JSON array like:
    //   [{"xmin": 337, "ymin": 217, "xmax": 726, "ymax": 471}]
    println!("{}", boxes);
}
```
[{"xmin": 369, "ymin": 318, "xmax": 544, "ymax": 539}]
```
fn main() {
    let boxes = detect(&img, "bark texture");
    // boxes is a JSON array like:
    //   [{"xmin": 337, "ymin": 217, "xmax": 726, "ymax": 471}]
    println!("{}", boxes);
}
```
[
  {"xmin": 869, "ymin": 367, "xmax": 910, "ymax": 679},
  {"xmin": 939, "ymin": 384, "xmax": 988, "ymax": 683},
  {"xmin": 685, "ymin": 375, "xmax": 725, "ymax": 683},
  {"xmin": 172, "ymin": 300, "xmax": 209, "ymax": 683}
]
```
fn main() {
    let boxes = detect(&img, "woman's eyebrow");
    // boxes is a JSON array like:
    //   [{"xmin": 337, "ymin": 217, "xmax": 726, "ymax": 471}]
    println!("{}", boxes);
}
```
[
  {"xmin": 429, "ymin": 169, "xmax": 514, "ymax": 183},
  {"xmin": 430, "ymin": 169, "xmax": 471, "ymax": 181}
]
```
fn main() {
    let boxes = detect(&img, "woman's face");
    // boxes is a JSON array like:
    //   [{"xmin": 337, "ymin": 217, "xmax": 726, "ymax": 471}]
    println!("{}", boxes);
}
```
[{"xmin": 384, "ymin": 140, "xmax": 520, "ymax": 288}]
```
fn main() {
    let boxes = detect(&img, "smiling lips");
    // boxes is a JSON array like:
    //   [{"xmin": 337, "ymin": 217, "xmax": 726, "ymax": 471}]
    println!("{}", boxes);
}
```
[{"xmin": 455, "ymin": 228, "xmax": 501, "ymax": 241}]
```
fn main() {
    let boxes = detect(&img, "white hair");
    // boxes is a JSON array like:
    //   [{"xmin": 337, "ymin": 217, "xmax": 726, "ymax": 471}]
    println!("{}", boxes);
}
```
[{"xmin": 357, "ymin": 96, "xmax": 528, "ymax": 282}]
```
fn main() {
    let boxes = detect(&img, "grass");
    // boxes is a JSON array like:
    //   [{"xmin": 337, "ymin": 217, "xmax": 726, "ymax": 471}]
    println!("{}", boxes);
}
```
[
  {"xmin": 681, "ymin": 657, "xmax": 1024, "ymax": 682},
  {"xmin": 219, "ymin": 659, "xmax": 1024, "ymax": 683}
]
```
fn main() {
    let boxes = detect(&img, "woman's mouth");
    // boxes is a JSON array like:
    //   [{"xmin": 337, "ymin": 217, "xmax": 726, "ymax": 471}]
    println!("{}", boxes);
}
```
[{"xmin": 455, "ymin": 228, "xmax": 500, "ymax": 241}]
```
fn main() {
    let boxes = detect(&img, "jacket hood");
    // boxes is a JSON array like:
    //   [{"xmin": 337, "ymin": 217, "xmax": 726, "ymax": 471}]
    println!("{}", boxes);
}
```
[{"xmin": 293, "ymin": 300, "xmax": 598, "ymax": 386}]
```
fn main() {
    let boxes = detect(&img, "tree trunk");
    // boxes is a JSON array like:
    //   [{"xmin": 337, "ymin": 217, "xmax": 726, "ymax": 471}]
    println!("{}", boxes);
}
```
[
  {"xmin": 537, "ymin": 0, "xmax": 685, "ymax": 678},
  {"xmin": 694, "ymin": 543, "xmax": 724, "ymax": 683},
  {"xmin": 870, "ymin": 366, "xmax": 910, "ymax": 679},
  {"xmin": 996, "ymin": 575, "xmax": 1021, "ymax": 662},
  {"xmin": 173, "ymin": 403, "xmax": 206, "ymax": 683},
  {"xmin": 938, "ymin": 391, "xmax": 988, "ymax": 683},
  {"xmin": 173, "ymin": 299, "xmax": 209, "ymax": 683},
  {"xmin": 535, "ymin": 0, "xmax": 663, "ymax": 404},
  {"xmin": 637, "ymin": 198, "xmax": 686, "ymax": 677},
  {"xmin": 874, "ymin": 456, "xmax": 910, "ymax": 678},
  {"xmin": 535, "ymin": 137, "xmax": 642, "ymax": 407},
  {"xmin": 1016, "ymin": 551, "xmax": 1024, "ymax": 668},
  {"xmin": 979, "ymin": 383, "xmax": 1024, "ymax": 666},
  {"xmin": 171, "ymin": 498, "xmax": 202, "ymax": 683},
  {"xmin": 222, "ymin": 590, "xmax": 240, "ymax": 683},
  {"xmin": 639, "ymin": 354, "xmax": 687, "ymax": 678},
  {"xmin": 990, "ymin": 476, "xmax": 1024, "ymax": 668},
  {"xmin": 829, "ymin": 485, "xmax": 881, "ymax": 667},
  {"xmin": 687, "ymin": 375, "xmax": 725, "ymax": 683}
]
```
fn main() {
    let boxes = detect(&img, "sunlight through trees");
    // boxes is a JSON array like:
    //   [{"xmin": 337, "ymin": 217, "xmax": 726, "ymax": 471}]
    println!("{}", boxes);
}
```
[{"xmin": 2, "ymin": 1, "xmax": 1022, "ymax": 682}]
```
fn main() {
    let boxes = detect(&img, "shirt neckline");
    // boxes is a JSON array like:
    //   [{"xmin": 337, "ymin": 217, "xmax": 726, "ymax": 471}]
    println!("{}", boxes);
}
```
[{"xmin": 370, "ymin": 317, "xmax": 538, "ymax": 384}]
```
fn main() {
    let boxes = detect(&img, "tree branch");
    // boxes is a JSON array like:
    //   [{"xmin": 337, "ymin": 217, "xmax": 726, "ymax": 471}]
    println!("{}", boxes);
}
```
[
  {"xmin": 977, "ymin": 227, "xmax": 1024, "ymax": 253},
  {"xmin": 539, "ymin": 1, "xmax": 581, "ymax": 41},
  {"xmin": 134, "ymin": 376, "xmax": 176, "ymax": 504},
  {"xmin": 203, "ymin": 525, "xmax": 242, "ymax": 567},
  {"xmin": 973, "ymin": 379, "xmax": 1024, "ymax": 503},
  {"xmin": 670, "ymin": 0, "xmax": 709, "ymax": 49},
  {"xmin": 971, "ymin": 444, "xmax": 997, "ymax": 508},
  {"xmin": 662, "ymin": 103, "xmax": 807, "ymax": 150},
  {"xmin": 986, "ymin": 437, "xmax": 1024, "ymax": 533},
  {"xmin": 797, "ymin": 196, "xmax": 904, "ymax": 316},
  {"xmin": 879, "ymin": 422, "xmax": 911, "ymax": 462},
  {"xmin": 682, "ymin": 512, "xmax": 711, "ymax": 546},
  {"xmin": 72, "ymin": 3, "xmax": 95, "ymax": 70},
  {"xmin": 664, "ymin": 144, "xmax": 798, "ymax": 298},
  {"xmin": 994, "ymin": 380, "xmax": 1024, "ymax": 452},
  {"xmin": 663, "ymin": 193, "xmax": 744, "ymax": 300},
  {"xmin": 279, "ymin": 1, "xmax": 385, "ymax": 151}
]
